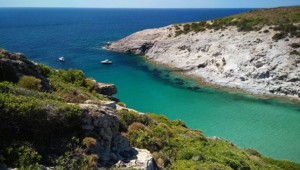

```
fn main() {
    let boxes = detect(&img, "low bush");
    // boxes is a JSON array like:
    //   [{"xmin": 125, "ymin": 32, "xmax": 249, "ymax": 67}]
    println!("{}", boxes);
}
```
[
  {"xmin": 0, "ymin": 92, "xmax": 82, "ymax": 166},
  {"xmin": 18, "ymin": 76, "xmax": 42, "ymax": 91},
  {"xmin": 0, "ymin": 142, "xmax": 41, "ymax": 170},
  {"xmin": 37, "ymin": 64, "xmax": 51, "ymax": 77},
  {"xmin": 56, "ymin": 147, "xmax": 98, "ymax": 170},
  {"xmin": 272, "ymin": 32, "xmax": 286, "ymax": 40},
  {"xmin": 117, "ymin": 109, "xmax": 148, "ymax": 132},
  {"xmin": 290, "ymin": 50, "xmax": 300, "ymax": 55},
  {"xmin": 290, "ymin": 43, "xmax": 300, "ymax": 48},
  {"xmin": 85, "ymin": 78, "xmax": 97, "ymax": 92}
]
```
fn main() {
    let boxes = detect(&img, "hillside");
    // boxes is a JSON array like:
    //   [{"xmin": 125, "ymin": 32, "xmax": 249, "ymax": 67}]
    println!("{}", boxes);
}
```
[
  {"xmin": 1, "ymin": 49, "xmax": 300, "ymax": 169},
  {"xmin": 107, "ymin": 6, "xmax": 300, "ymax": 100}
]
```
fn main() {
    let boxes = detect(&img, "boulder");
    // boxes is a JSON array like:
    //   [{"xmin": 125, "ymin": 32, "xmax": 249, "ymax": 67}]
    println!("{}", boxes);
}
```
[{"xmin": 96, "ymin": 83, "xmax": 117, "ymax": 96}]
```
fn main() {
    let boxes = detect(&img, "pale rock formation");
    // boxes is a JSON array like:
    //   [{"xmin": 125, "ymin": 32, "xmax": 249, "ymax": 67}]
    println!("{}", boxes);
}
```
[{"xmin": 108, "ymin": 25, "xmax": 300, "ymax": 100}]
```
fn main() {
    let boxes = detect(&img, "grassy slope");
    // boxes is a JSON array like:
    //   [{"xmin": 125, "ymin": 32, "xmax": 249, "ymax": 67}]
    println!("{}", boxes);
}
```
[
  {"xmin": 174, "ymin": 6, "xmax": 300, "ymax": 39},
  {"xmin": 0, "ymin": 54, "xmax": 300, "ymax": 169}
]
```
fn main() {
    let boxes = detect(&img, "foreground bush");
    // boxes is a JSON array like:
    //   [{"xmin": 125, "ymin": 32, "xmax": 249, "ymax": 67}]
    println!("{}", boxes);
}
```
[{"xmin": 18, "ymin": 75, "xmax": 42, "ymax": 91}]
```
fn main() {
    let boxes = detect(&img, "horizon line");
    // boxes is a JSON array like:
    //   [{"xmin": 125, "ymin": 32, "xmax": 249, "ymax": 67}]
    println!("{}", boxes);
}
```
[
  {"xmin": 0, "ymin": 6, "xmax": 283, "ymax": 9},
  {"xmin": 0, "ymin": 5, "xmax": 297, "ymax": 9}
]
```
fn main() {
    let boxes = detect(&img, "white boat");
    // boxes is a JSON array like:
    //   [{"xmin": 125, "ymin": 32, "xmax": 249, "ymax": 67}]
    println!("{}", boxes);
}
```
[
  {"xmin": 101, "ymin": 59, "xmax": 112, "ymax": 64},
  {"xmin": 59, "ymin": 56, "xmax": 65, "ymax": 62}
]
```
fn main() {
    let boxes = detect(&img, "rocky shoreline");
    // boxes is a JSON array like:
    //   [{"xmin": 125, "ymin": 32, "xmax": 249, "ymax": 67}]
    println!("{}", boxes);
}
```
[{"xmin": 107, "ymin": 21, "xmax": 300, "ymax": 101}]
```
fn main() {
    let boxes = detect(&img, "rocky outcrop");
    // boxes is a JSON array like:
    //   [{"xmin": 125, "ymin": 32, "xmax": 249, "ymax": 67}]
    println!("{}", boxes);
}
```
[
  {"xmin": 79, "ymin": 103, "xmax": 155, "ymax": 169},
  {"xmin": 96, "ymin": 83, "xmax": 117, "ymax": 96},
  {"xmin": 108, "ymin": 25, "xmax": 300, "ymax": 100},
  {"xmin": 0, "ymin": 49, "xmax": 50, "ymax": 90}
]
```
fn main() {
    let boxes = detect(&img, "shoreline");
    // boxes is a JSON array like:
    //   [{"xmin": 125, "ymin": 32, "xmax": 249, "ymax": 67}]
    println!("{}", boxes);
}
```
[
  {"xmin": 106, "ymin": 22, "xmax": 300, "ymax": 105},
  {"xmin": 137, "ymin": 54, "xmax": 300, "ymax": 106}
]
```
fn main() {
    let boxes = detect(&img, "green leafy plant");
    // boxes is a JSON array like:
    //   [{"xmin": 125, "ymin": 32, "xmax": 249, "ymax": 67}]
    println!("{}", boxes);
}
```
[{"xmin": 1, "ymin": 142, "xmax": 41, "ymax": 170}]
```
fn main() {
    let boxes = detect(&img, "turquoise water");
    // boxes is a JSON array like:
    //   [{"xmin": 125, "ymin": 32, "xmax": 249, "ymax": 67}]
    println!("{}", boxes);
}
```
[{"xmin": 0, "ymin": 8, "xmax": 299, "ymax": 163}]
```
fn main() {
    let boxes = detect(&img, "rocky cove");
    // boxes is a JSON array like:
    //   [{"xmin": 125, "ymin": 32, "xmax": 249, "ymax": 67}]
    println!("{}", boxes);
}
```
[{"xmin": 1, "ymin": 6, "xmax": 300, "ymax": 170}]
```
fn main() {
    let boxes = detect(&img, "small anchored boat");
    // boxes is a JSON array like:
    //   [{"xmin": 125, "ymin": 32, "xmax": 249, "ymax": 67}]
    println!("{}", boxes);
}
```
[
  {"xmin": 58, "ymin": 56, "xmax": 65, "ymax": 62},
  {"xmin": 101, "ymin": 59, "xmax": 112, "ymax": 64}
]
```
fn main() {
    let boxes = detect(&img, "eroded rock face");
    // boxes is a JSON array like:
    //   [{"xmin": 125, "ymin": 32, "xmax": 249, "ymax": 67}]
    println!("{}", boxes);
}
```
[
  {"xmin": 79, "ymin": 103, "xmax": 155, "ymax": 169},
  {"xmin": 108, "ymin": 25, "xmax": 300, "ymax": 100},
  {"xmin": 96, "ymin": 83, "xmax": 117, "ymax": 96},
  {"xmin": 0, "ymin": 50, "xmax": 50, "ymax": 90}
]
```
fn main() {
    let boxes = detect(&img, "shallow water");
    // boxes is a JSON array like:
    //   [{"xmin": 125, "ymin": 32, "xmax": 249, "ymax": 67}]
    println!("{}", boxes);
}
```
[{"xmin": 0, "ymin": 8, "xmax": 299, "ymax": 163}]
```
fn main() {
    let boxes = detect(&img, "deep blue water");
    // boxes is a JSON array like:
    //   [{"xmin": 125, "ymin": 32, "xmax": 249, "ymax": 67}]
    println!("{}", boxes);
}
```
[{"xmin": 1, "ymin": 8, "xmax": 300, "ymax": 163}]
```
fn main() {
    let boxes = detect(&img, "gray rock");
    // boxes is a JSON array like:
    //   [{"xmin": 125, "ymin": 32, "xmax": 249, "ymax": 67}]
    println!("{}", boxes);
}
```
[
  {"xmin": 79, "ymin": 104, "xmax": 156, "ymax": 169},
  {"xmin": 96, "ymin": 83, "xmax": 117, "ymax": 96}
]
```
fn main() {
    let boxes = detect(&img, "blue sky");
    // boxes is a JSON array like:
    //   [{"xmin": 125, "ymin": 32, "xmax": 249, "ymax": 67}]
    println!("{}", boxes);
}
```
[{"xmin": 0, "ymin": 0, "xmax": 299, "ymax": 8}]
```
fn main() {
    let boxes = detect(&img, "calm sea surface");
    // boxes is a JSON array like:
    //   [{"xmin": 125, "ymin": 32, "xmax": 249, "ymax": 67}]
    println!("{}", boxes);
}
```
[{"xmin": 0, "ymin": 8, "xmax": 299, "ymax": 163}]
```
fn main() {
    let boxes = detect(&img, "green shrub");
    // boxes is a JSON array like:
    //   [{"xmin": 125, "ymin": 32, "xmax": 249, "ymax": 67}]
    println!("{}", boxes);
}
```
[
  {"xmin": 85, "ymin": 78, "xmax": 97, "ymax": 92},
  {"xmin": 272, "ymin": 32, "xmax": 286, "ymax": 40},
  {"xmin": 183, "ymin": 24, "xmax": 191, "ymax": 32},
  {"xmin": 0, "ymin": 92, "xmax": 82, "ymax": 163},
  {"xmin": 175, "ymin": 30, "xmax": 184, "ymax": 37},
  {"xmin": 37, "ymin": 64, "xmax": 52, "ymax": 77},
  {"xmin": 262, "ymin": 157, "xmax": 300, "ymax": 170},
  {"xmin": 290, "ymin": 50, "xmax": 300, "ymax": 55},
  {"xmin": 170, "ymin": 160, "xmax": 232, "ymax": 170},
  {"xmin": 127, "ymin": 126, "xmax": 154, "ymax": 150},
  {"xmin": 56, "ymin": 148, "xmax": 98, "ymax": 170},
  {"xmin": 61, "ymin": 69, "xmax": 86, "ymax": 87},
  {"xmin": 1, "ymin": 142, "xmax": 41, "ymax": 170},
  {"xmin": 172, "ymin": 7, "xmax": 300, "ymax": 36},
  {"xmin": 290, "ymin": 43, "xmax": 300, "ymax": 48},
  {"xmin": 46, "ymin": 68, "xmax": 108, "ymax": 103},
  {"xmin": 18, "ymin": 76, "xmax": 42, "ymax": 91},
  {"xmin": 117, "ymin": 109, "xmax": 147, "ymax": 132},
  {"xmin": 177, "ymin": 150, "xmax": 194, "ymax": 160}
]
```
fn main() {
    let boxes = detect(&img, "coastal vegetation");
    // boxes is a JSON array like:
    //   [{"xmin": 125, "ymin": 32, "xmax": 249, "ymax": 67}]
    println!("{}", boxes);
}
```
[
  {"xmin": 118, "ymin": 109, "xmax": 300, "ymax": 169},
  {"xmin": 174, "ymin": 6, "xmax": 300, "ymax": 39},
  {"xmin": 1, "ymin": 50, "xmax": 300, "ymax": 169}
]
